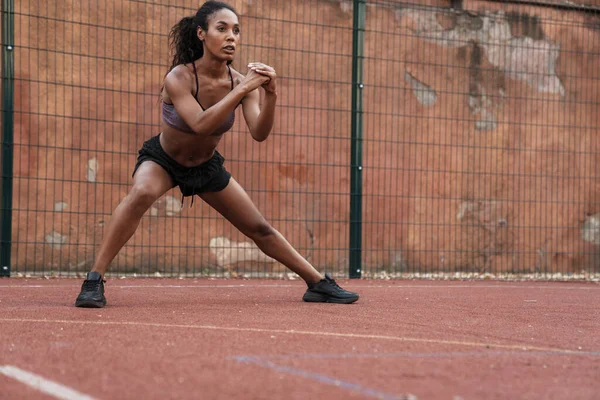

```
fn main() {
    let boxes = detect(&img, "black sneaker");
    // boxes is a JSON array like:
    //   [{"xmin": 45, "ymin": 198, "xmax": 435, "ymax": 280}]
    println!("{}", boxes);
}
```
[
  {"xmin": 75, "ymin": 272, "xmax": 106, "ymax": 308},
  {"xmin": 302, "ymin": 274, "xmax": 359, "ymax": 304}
]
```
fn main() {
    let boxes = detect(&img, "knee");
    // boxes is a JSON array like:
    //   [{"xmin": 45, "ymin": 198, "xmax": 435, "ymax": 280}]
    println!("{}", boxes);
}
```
[
  {"xmin": 126, "ymin": 183, "xmax": 161, "ymax": 212},
  {"xmin": 247, "ymin": 221, "xmax": 276, "ymax": 242}
]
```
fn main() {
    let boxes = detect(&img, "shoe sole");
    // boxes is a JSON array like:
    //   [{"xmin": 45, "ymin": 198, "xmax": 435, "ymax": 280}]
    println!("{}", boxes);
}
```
[
  {"xmin": 75, "ymin": 299, "xmax": 106, "ymax": 308},
  {"xmin": 302, "ymin": 292, "xmax": 359, "ymax": 304}
]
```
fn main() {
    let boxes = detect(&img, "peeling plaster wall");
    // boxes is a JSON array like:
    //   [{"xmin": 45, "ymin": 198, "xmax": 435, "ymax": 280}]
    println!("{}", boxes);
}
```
[{"xmin": 361, "ymin": 1, "xmax": 600, "ymax": 274}]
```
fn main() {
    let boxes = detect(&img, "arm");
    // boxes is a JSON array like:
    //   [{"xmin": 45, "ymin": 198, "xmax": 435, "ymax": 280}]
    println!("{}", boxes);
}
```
[
  {"xmin": 242, "ymin": 63, "xmax": 278, "ymax": 142},
  {"xmin": 242, "ymin": 89, "xmax": 277, "ymax": 142},
  {"xmin": 164, "ymin": 66, "xmax": 267, "ymax": 136}
]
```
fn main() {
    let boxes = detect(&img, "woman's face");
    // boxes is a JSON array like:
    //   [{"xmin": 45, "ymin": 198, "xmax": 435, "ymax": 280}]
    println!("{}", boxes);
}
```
[{"xmin": 198, "ymin": 9, "xmax": 240, "ymax": 62}]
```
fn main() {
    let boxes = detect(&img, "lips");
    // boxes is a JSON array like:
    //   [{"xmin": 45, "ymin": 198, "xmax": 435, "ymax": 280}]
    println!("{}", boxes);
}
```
[{"xmin": 223, "ymin": 45, "xmax": 235, "ymax": 53}]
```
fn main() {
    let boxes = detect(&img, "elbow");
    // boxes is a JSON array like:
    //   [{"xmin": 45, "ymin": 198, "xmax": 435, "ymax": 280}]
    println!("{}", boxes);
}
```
[
  {"xmin": 250, "ymin": 127, "xmax": 271, "ymax": 142},
  {"xmin": 252, "ymin": 134, "xmax": 268, "ymax": 143},
  {"xmin": 191, "ymin": 121, "xmax": 211, "ymax": 136},
  {"xmin": 251, "ymin": 131, "xmax": 270, "ymax": 142},
  {"xmin": 190, "ymin": 114, "xmax": 216, "ymax": 136},
  {"xmin": 193, "ymin": 128, "xmax": 211, "ymax": 136}
]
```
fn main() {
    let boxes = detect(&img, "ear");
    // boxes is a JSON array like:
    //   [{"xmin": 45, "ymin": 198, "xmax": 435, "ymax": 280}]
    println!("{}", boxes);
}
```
[{"xmin": 197, "ymin": 27, "xmax": 205, "ymax": 42}]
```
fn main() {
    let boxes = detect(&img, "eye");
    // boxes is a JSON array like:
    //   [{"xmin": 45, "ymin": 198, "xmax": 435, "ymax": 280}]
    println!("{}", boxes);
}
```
[
  {"xmin": 218, "ymin": 26, "xmax": 226, "ymax": 32},
  {"xmin": 233, "ymin": 27, "xmax": 240, "ymax": 34}
]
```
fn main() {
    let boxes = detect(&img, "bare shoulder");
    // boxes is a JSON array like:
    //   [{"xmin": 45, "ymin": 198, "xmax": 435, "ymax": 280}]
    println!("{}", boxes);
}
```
[
  {"xmin": 163, "ymin": 64, "xmax": 195, "ymax": 101},
  {"xmin": 165, "ymin": 64, "xmax": 194, "ymax": 86}
]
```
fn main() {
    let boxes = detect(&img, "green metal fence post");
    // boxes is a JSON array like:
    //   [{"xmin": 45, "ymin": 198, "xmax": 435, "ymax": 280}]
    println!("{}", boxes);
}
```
[
  {"xmin": 349, "ymin": 0, "xmax": 365, "ymax": 279},
  {"xmin": 1, "ymin": 0, "xmax": 15, "ymax": 277}
]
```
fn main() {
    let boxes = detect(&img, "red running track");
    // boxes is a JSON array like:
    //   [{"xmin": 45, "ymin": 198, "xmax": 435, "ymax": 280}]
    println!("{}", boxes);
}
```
[{"xmin": 1, "ymin": 278, "xmax": 599, "ymax": 400}]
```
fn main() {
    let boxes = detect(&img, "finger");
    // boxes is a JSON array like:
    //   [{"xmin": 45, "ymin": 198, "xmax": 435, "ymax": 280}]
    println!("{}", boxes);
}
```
[
  {"xmin": 255, "ymin": 70, "xmax": 276, "ymax": 78},
  {"xmin": 253, "ymin": 64, "xmax": 273, "ymax": 72},
  {"xmin": 251, "ymin": 66, "xmax": 273, "ymax": 73},
  {"xmin": 249, "ymin": 66, "xmax": 271, "ymax": 74},
  {"xmin": 249, "ymin": 63, "xmax": 273, "ymax": 71}
]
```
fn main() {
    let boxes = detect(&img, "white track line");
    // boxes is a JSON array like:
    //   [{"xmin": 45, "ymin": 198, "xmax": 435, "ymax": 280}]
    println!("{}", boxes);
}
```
[
  {"xmin": 0, "ymin": 318, "xmax": 592, "ymax": 354},
  {"xmin": 0, "ymin": 365, "xmax": 96, "ymax": 400}
]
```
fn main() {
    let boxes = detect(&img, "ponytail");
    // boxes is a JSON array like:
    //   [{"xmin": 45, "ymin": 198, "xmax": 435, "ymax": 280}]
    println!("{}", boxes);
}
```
[{"xmin": 167, "ymin": 16, "xmax": 204, "ymax": 73}]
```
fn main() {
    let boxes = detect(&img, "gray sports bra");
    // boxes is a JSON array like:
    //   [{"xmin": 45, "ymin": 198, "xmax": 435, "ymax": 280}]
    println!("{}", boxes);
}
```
[{"xmin": 162, "ymin": 63, "xmax": 235, "ymax": 135}]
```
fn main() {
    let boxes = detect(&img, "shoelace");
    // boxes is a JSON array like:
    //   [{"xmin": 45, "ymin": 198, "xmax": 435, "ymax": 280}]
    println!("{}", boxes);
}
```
[
  {"xmin": 325, "ymin": 277, "xmax": 345, "ymax": 293},
  {"xmin": 82, "ymin": 280, "xmax": 104, "ymax": 291}
]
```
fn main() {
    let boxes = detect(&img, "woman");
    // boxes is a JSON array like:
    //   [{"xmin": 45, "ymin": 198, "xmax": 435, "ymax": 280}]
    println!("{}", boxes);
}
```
[{"xmin": 75, "ymin": 1, "xmax": 359, "ymax": 307}]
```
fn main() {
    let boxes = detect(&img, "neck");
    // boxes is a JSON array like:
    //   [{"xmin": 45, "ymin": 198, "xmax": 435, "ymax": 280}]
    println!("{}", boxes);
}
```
[{"xmin": 195, "ymin": 55, "xmax": 229, "ymax": 79}]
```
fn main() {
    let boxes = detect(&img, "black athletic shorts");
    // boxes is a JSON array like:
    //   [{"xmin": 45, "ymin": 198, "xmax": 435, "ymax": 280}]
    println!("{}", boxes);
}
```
[{"xmin": 132, "ymin": 134, "xmax": 231, "ymax": 197}]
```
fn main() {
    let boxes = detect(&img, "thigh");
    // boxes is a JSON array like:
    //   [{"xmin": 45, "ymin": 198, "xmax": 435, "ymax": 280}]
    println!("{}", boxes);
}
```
[
  {"xmin": 199, "ymin": 178, "xmax": 269, "ymax": 235},
  {"xmin": 131, "ymin": 160, "xmax": 175, "ymax": 199}
]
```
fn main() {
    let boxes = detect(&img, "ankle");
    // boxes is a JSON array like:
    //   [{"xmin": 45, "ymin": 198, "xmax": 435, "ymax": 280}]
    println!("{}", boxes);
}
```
[
  {"xmin": 305, "ymin": 274, "xmax": 324, "ymax": 286},
  {"xmin": 87, "ymin": 270, "xmax": 104, "ymax": 279}
]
